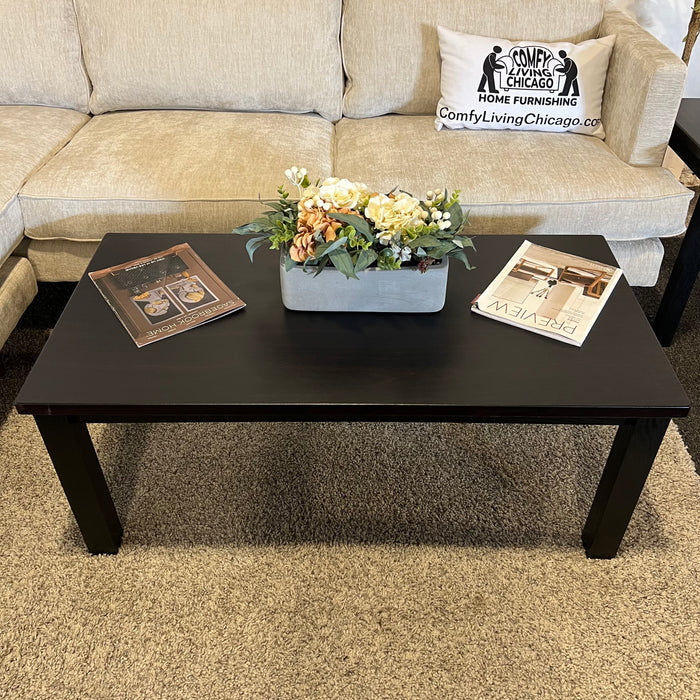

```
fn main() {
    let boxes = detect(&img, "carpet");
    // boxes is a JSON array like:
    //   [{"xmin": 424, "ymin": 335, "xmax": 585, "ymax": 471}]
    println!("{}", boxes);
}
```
[{"xmin": 1, "ymin": 331, "xmax": 699, "ymax": 699}]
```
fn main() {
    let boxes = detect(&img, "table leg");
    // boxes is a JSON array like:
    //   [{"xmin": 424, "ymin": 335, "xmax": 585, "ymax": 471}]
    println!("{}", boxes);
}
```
[
  {"xmin": 582, "ymin": 417, "xmax": 669, "ymax": 558},
  {"xmin": 653, "ymin": 202, "xmax": 700, "ymax": 346},
  {"xmin": 35, "ymin": 415, "xmax": 123, "ymax": 554}
]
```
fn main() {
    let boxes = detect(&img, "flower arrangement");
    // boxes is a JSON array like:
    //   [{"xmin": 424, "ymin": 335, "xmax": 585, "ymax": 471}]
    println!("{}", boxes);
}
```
[{"xmin": 233, "ymin": 167, "xmax": 474, "ymax": 279}]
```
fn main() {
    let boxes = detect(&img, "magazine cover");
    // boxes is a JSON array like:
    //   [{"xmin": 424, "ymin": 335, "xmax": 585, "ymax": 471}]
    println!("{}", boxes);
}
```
[
  {"xmin": 471, "ymin": 240, "xmax": 622, "ymax": 346},
  {"xmin": 89, "ymin": 243, "xmax": 246, "ymax": 347}
]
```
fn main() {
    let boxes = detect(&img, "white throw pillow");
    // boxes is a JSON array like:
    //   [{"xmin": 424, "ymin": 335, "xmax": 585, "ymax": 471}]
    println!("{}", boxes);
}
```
[{"xmin": 436, "ymin": 27, "xmax": 615, "ymax": 138}]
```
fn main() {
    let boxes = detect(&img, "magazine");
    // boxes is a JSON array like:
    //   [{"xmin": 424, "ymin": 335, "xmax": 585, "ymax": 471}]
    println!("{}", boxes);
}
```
[
  {"xmin": 89, "ymin": 243, "xmax": 246, "ymax": 347},
  {"xmin": 471, "ymin": 240, "xmax": 622, "ymax": 346}
]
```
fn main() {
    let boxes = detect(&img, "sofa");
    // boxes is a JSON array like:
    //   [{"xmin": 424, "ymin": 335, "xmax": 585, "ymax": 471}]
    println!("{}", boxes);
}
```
[{"xmin": 0, "ymin": 0, "xmax": 693, "ymax": 348}]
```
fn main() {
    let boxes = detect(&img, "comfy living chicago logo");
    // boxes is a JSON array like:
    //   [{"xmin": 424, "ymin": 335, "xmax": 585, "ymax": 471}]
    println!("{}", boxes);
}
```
[
  {"xmin": 478, "ymin": 44, "xmax": 579, "ymax": 101},
  {"xmin": 436, "ymin": 36, "xmax": 604, "ymax": 131}
]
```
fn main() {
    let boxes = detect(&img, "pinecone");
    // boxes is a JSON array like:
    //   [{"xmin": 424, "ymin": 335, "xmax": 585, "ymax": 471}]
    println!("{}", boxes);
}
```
[{"xmin": 289, "ymin": 206, "xmax": 354, "ymax": 263}]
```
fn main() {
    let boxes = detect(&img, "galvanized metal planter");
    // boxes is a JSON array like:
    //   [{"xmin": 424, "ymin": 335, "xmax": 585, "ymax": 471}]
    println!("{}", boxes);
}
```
[{"xmin": 279, "ymin": 255, "xmax": 449, "ymax": 313}]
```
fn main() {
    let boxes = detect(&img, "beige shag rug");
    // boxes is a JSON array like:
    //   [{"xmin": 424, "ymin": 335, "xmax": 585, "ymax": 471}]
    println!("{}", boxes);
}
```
[{"xmin": 0, "ymin": 333, "xmax": 699, "ymax": 699}]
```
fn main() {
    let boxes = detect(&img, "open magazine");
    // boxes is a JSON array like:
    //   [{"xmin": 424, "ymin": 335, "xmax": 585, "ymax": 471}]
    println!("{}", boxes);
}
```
[
  {"xmin": 89, "ymin": 243, "xmax": 246, "ymax": 347},
  {"xmin": 471, "ymin": 240, "xmax": 622, "ymax": 346}
]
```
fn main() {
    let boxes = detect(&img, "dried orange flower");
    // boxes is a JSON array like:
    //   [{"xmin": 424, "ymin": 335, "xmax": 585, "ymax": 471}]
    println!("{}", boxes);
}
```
[{"xmin": 289, "ymin": 206, "xmax": 354, "ymax": 262}]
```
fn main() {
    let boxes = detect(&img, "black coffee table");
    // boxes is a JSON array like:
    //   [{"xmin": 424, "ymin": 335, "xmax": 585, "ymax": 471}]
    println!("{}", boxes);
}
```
[{"xmin": 15, "ymin": 233, "xmax": 690, "ymax": 558}]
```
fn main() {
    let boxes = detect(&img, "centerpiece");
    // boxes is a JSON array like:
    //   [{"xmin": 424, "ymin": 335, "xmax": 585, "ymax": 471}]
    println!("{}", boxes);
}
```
[{"xmin": 233, "ymin": 167, "xmax": 474, "ymax": 312}]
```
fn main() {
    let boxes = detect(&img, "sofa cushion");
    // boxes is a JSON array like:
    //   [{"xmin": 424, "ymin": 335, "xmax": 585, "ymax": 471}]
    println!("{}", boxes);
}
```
[
  {"xmin": 74, "ymin": 0, "xmax": 343, "ymax": 121},
  {"xmin": 0, "ymin": 257, "xmax": 38, "ymax": 350},
  {"xmin": 607, "ymin": 238, "xmax": 665, "ymax": 287},
  {"xmin": 0, "ymin": 107, "xmax": 90, "ymax": 207},
  {"xmin": 0, "ymin": 106, "xmax": 90, "ymax": 265},
  {"xmin": 0, "ymin": 199, "xmax": 25, "ymax": 270},
  {"xmin": 25, "ymin": 239, "xmax": 100, "ymax": 283},
  {"xmin": 334, "ymin": 116, "xmax": 692, "ymax": 241},
  {"xmin": 342, "ymin": 0, "xmax": 605, "ymax": 119},
  {"xmin": 0, "ymin": 0, "xmax": 90, "ymax": 112},
  {"xmin": 19, "ymin": 111, "xmax": 334, "ymax": 241}
]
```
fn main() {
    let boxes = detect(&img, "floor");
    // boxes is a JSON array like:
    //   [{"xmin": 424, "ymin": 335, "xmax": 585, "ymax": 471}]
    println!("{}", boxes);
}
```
[{"xmin": 13, "ymin": 231, "xmax": 700, "ymax": 476}]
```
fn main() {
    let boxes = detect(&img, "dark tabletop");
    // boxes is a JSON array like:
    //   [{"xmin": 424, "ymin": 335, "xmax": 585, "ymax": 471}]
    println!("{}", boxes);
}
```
[
  {"xmin": 14, "ymin": 233, "xmax": 689, "ymax": 421},
  {"xmin": 671, "ymin": 98, "xmax": 700, "ymax": 172}
]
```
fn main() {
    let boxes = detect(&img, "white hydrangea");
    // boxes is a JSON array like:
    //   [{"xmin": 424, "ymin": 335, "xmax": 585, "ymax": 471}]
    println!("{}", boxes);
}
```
[{"xmin": 365, "ymin": 192, "xmax": 425, "ymax": 234}]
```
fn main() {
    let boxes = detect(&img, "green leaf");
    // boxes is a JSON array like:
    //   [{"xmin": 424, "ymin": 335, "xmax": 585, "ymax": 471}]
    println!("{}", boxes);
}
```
[
  {"xmin": 313, "ymin": 257, "xmax": 330, "ymax": 277},
  {"xmin": 328, "ymin": 248, "xmax": 359, "ymax": 279},
  {"xmin": 409, "ymin": 235, "xmax": 441, "ymax": 249},
  {"xmin": 447, "ymin": 201, "xmax": 463, "ymax": 228},
  {"xmin": 448, "ymin": 247, "xmax": 474, "ymax": 270},
  {"xmin": 424, "ymin": 241, "xmax": 455, "ymax": 259},
  {"xmin": 458, "ymin": 235, "xmax": 475, "ymax": 250},
  {"xmin": 314, "ymin": 236, "xmax": 348, "ymax": 258},
  {"xmin": 232, "ymin": 220, "xmax": 267, "ymax": 235},
  {"xmin": 354, "ymin": 248, "xmax": 378, "ymax": 274},
  {"xmin": 245, "ymin": 235, "xmax": 270, "ymax": 262},
  {"xmin": 327, "ymin": 213, "xmax": 375, "ymax": 242},
  {"xmin": 284, "ymin": 252, "xmax": 297, "ymax": 271}
]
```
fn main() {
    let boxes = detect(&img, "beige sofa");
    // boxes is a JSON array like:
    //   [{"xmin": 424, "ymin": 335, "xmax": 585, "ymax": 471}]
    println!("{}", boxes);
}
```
[{"xmin": 0, "ymin": 0, "xmax": 693, "ymax": 347}]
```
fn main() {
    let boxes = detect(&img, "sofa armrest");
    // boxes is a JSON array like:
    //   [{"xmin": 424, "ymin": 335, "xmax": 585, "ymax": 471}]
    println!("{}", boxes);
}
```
[{"xmin": 601, "ymin": 4, "xmax": 687, "ymax": 167}]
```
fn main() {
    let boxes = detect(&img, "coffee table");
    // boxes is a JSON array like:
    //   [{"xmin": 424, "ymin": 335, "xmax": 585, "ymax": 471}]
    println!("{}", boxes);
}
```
[{"xmin": 15, "ymin": 233, "xmax": 690, "ymax": 558}]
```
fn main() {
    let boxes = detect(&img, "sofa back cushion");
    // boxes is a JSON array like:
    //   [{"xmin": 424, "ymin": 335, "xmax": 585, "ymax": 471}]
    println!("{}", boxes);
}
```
[
  {"xmin": 0, "ymin": 0, "xmax": 90, "ymax": 112},
  {"xmin": 342, "ymin": 0, "xmax": 605, "ymax": 118},
  {"xmin": 74, "ymin": 0, "xmax": 344, "ymax": 120}
]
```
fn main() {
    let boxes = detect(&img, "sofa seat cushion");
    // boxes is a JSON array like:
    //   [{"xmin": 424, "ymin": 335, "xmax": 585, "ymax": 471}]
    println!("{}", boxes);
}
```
[
  {"xmin": 0, "ymin": 106, "xmax": 90, "ymax": 265},
  {"xmin": 0, "ymin": 257, "xmax": 38, "ymax": 350},
  {"xmin": 0, "ymin": 199, "xmax": 25, "ymax": 270},
  {"xmin": 607, "ymin": 238, "xmax": 664, "ymax": 287},
  {"xmin": 25, "ymin": 238, "xmax": 99, "ymax": 283},
  {"xmin": 334, "ymin": 116, "xmax": 692, "ymax": 240},
  {"xmin": 19, "ymin": 111, "xmax": 334, "ymax": 241}
]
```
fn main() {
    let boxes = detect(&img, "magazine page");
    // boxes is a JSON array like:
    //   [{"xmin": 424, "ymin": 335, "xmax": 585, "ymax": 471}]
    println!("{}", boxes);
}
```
[
  {"xmin": 472, "ymin": 240, "xmax": 622, "ymax": 346},
  {"xmin": 89, "ymin": 243, "xmax": 246, "ymax": 347}
]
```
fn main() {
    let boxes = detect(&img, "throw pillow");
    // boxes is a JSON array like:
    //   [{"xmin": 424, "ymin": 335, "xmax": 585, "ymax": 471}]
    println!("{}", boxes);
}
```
[{"xmin": 435, "ymin": 27, "xmax": 615, "ymax": 138}]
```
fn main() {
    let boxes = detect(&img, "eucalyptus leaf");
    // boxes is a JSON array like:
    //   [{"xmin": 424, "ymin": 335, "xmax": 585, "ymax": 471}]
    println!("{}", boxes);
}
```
[
  {"xmin": 232, "ymin": 220, "xmax": 268, "ymax": 235},
  {"xmin": 425, "ymin": 241, "xmax": 455, "ymax": 259},
  {"xmin": 409, "ymin": 235, "xmax": 441, "ymax": 249},
  {"xmin": 284, "ymin": 252, "xmax": 297, "ymax": 272},
  {"xmin": 448, "ymin": 247, "xmax": 474, "ymax": 270},
  {"xmin": 232, "ymin": 223, "xmax": 256, "ymax": 235},
  {"xmin": 328, "ymin": 248, "xmax": 359, "ymax": 279},
  {"xmin": 314, "ymin": 236, "xmax": 348, "ymax": 258},
  {"xmin": 354, "ymin": 248, "xmax": 378, "ymax": 274},
  {"xmin": 302, "ymin": 257, "xmax": 320, "ymax": 274},
  {"xmin": 328, "ymin": 213, "xmax": 375, "ymax": 242},
  {"xmin": 447, "ymin": 201, "xmax": 463, "ymax": 228},
  {"xmin": 245, "ymin": 235, "xmax": 270, "ymax": 262},
  {"xmin": 313, "ymin": 257, "xmax": 330, "ymax": 277}
]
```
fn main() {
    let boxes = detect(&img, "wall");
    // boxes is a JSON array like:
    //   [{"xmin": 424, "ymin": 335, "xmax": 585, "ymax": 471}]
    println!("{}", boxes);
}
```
[{"xmin": 613, "ymin": 0, "xmax": 699, "ymax": 96}]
